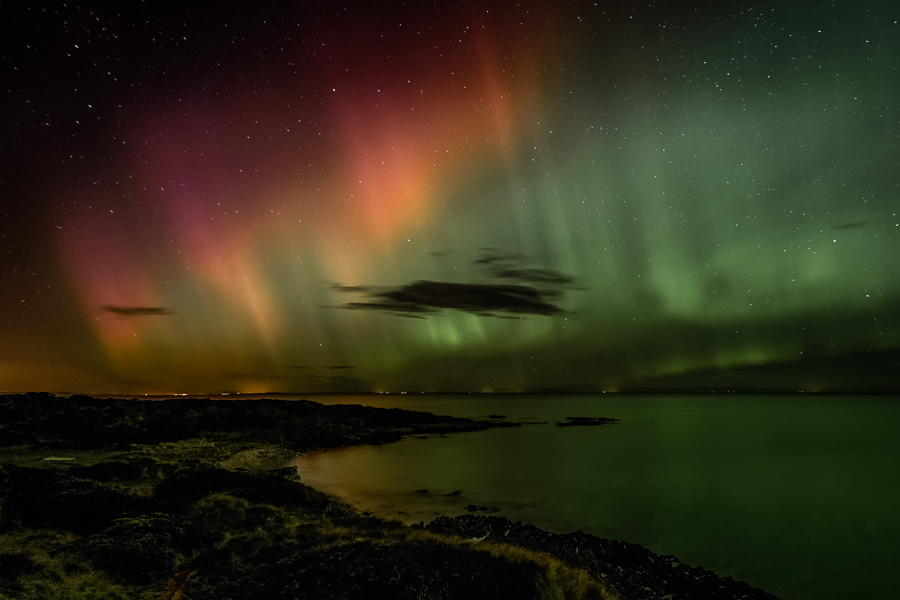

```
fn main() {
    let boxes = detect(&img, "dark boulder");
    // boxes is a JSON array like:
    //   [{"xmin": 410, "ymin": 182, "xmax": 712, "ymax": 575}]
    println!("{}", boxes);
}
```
[
  {"xmin": 556, "ymin": 417, "xmax": 620, "ymax": 427},
  {"xmin": 72, "ymin": 513, "xmax": 193, "ymax": 584}
]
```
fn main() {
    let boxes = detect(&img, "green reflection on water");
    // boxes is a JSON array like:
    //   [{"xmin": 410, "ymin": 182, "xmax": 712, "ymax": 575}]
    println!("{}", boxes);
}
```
[{"xmin": 294, "ymin": 395, "xmax": 900, "ymax": 600}]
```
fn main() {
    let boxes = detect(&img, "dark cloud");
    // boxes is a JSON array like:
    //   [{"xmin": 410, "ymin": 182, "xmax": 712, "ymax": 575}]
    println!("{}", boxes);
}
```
[
  {"xmin": 330, "ymin": 284, "xmax": 374, "ymax": 293},
  {"xmin": 330, "ymin": 250, "xmax": 581, "ymax": 318},
  {"xmin": 491, "ymin": 267, "xmax": 575, "ymax": 286},
  {"xmin": 340, "ymin": 280, "xmax": 566, "ymax": 317},
  {"xmin": 102, "ymin": 306, "xmax": 174, "ymax": 317},
  {"xmin": 474, "ymin": 250, "xmax": 576, "ymax": 286},
  {"xmin": 831, "ymin": 221, "xmax": 867, "ymax": 230},
  {"xmin": 340, "ymin": 300, "xmax": 431, "ymax": 316},
  {"xmin": 287, "ymin": 365, "xmax": 309, "ymax": 369},
  {"xmin": 328, "ymin": 365, "xmax": 354, "ymax": 370},
  {"xmin": 473, "ymin": 249, "xmax": 522, "ymax": 266}
]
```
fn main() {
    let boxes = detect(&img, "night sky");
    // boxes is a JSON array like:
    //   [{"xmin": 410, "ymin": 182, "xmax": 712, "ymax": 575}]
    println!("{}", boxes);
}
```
[{"xmin": 2, "ymin": 1, "xmax": 898, "ymax": 394}]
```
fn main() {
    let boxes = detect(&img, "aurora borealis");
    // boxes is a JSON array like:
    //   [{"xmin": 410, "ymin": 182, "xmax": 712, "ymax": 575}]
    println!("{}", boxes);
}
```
[{"xmin": 1, "ymin": 1, "xmax": 898, "ymax": 394}]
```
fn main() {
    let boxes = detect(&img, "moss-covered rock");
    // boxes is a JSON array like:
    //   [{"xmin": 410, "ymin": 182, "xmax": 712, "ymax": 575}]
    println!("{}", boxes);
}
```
[{"xmin": 73, "ymin": 513, "xmax": 192, "ymax": 584}]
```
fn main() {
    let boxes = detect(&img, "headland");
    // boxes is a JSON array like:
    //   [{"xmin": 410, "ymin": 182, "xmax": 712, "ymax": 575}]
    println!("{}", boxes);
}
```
[{"xmin": 0, "ymin": 393, "xmax": 780, "ymax": 599}]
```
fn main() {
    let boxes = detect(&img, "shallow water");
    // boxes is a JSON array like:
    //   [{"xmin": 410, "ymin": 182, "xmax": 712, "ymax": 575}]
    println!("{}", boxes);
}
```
[{"xmin": 288, "ymin": 394, "xmax": 899, "ymax": 600}]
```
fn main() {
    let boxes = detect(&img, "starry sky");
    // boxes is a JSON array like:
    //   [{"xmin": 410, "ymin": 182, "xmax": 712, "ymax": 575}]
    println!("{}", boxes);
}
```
[{"xmin": 1, "ymin": 1, "xmax": 898, "ymax": 394}]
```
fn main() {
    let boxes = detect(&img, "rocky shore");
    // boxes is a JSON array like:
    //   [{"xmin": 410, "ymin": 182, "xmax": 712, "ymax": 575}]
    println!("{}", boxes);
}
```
[{"xmin": 0, "ymin": 393, "xmax": 780, "ymax": 599}]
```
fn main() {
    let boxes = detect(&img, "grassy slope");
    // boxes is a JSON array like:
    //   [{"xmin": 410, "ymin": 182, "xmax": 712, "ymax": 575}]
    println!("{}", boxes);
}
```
[{"xmin": 0, "ymin": 394, "xmax": 619, "ymax": 600}]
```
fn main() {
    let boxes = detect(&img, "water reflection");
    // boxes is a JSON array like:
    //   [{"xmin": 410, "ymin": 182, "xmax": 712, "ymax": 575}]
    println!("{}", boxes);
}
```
[{"xmin": 293, "ymin": 394, "xmax": 900, "ymax": 600}]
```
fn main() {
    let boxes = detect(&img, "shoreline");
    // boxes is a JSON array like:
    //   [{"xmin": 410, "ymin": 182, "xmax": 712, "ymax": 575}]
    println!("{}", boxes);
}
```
[{"xmin": 0, "ymin": 393, "xmax": 781, "ymax": 599}]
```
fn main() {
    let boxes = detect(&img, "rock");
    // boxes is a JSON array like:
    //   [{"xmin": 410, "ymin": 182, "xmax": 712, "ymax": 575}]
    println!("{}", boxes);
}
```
[
  {"xmin": 490, "ymin": 421, "xmax": 523, "ymax": 428},
  {"xmin": 556, "ymin": 417, "xmax": 620, "ymax": 427},
  {"xmin": 426, "ymin": 515, "xmax": 780, "ymax": 600},
  {"xmin": 0, "ymin": 393, "xmax": 518, "ymax": 452},
  {"xmin": 72, "ymin": 513, "xmax": 193, "ymax": 584}
]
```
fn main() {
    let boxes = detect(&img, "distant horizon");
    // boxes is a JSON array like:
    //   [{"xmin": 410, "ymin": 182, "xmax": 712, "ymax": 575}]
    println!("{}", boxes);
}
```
[
  {"xmin": 6, "ymin": 346, "xmax": 898, "ymax": 398},
  {"xmin": 6, "ymin": 390, "xmax": 900, "ymax": 400}
]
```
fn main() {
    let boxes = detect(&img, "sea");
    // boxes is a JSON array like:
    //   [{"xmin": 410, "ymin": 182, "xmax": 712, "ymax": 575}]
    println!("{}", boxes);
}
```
[{"xmin": 209, "ymin": 393, "xmax": 897, "ymax": 600}]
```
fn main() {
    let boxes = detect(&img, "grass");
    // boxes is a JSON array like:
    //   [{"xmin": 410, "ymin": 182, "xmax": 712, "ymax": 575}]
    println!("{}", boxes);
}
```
[
  {"xmin": 166, "ymin": 489, "xmax": 622, "ymax": 599},
  {"xmin": 0, "ymin": 530, "xmax": 134, "ymax": 600},
  {"xmin": 375, "ymin": 530, "xmax": 621, "ymax": 600},
  {"xmin": 0, "ymin": 445, "xmax": 126, "ymax": 470},
  {"xmin": 258, "ymin": 518, "xmax": 623, "ymax": 600},
  {"xmin": 0, "ymin": 440, "xmax": 621, "ymax": 600}
]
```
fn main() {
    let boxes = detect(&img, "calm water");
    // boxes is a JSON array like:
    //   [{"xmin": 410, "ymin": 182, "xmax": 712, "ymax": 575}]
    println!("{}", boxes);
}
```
[{"xmin": 287, "ymin": 394, "xmax": 899, "ymax": 600}]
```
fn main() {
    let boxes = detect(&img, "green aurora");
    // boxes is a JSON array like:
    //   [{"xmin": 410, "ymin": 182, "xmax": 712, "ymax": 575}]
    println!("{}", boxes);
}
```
[{"xmin": 1, "ymin": 1, "xmax": 897, "ymax": 394}]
